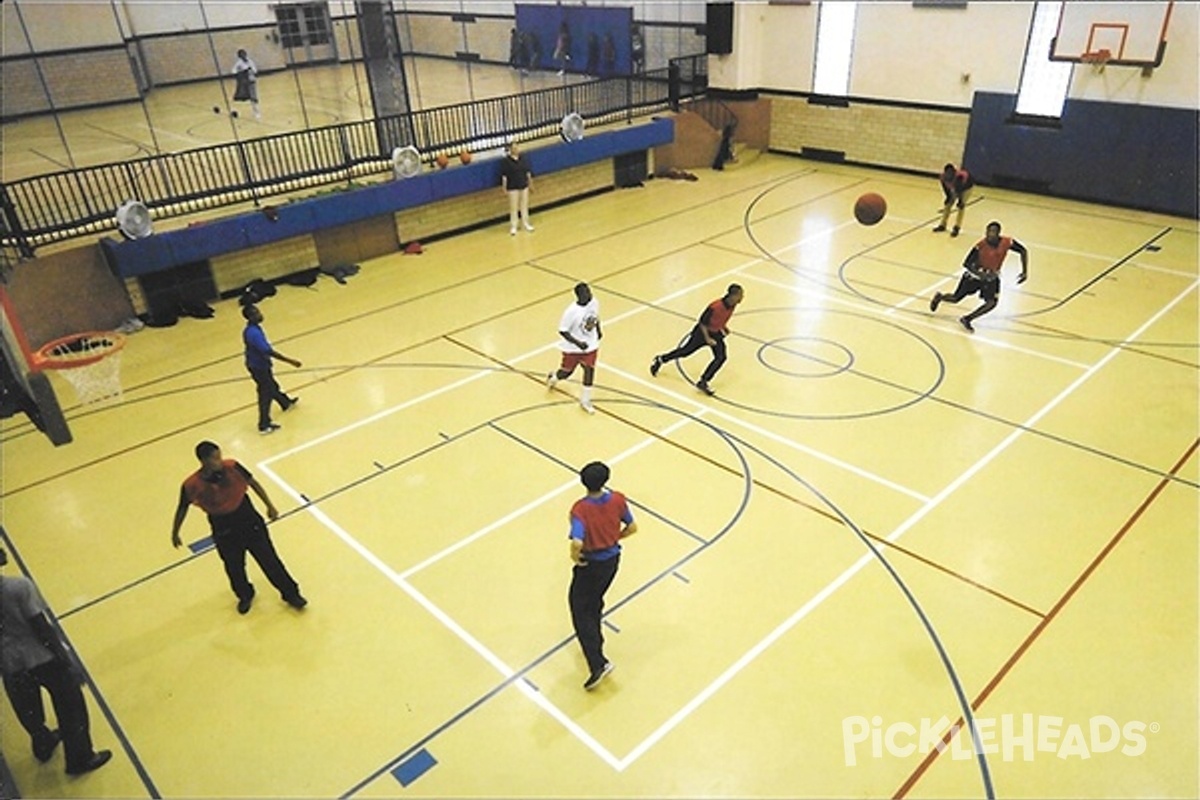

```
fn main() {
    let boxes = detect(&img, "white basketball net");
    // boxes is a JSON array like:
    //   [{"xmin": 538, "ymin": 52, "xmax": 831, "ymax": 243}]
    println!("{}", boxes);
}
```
[{"xmin": 40, "ymin": 334, "xmax": 125, "ymax": 404}]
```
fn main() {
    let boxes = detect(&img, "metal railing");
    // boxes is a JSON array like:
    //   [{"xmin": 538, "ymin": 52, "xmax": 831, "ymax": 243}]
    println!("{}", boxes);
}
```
[{"xmin": 0, "ymin": 55, "xmax": 706, "ymax": 255}]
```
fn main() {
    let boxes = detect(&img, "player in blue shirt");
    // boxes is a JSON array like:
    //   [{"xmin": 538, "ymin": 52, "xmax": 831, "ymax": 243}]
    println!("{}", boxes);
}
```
[{"xmin": 242, "ymin": 304, "xmax": 301, "ymax": 434}]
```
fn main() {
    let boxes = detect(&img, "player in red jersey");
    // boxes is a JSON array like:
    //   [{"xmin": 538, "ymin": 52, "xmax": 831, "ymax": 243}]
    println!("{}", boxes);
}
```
[
  {"xmin": 930, "ymin": 221, "xmax": 1029, "ymax": 332},
  {"xmin": 650, "ymin": 283, "xmax": 745, "ymax": 396},
  {"xmin": 567, "ymin": 461, "xmax": 638, "ymax": 691},
  {"xmin": 933, "ymin": 163, "xmax": 976, "ymax": 237}
]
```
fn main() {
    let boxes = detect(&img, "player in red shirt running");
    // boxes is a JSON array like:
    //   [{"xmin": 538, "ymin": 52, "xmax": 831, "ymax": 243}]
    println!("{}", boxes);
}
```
[
  {"xmin": 650, "ymin": 283, "xmax": 745, "ymax": 396},
  {"xmin": 930, "ymin": 221, "xmax": 1029, "ymax": 332},
  {"xmin": 567, "ymin": 461, "xmax": 637, "ymax": 691}
]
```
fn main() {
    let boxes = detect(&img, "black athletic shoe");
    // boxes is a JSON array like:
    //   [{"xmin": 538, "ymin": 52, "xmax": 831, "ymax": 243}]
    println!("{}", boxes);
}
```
[
  {"xmin": 930, "ymin": 293, "xmax": 942, "ymax": 313},
  {"xmin": 959, "ymin": 316, "xmax": 974, "ymax": 333},
  {"xmin": 950, "ymin": 226, "xmax": 960, "ymax": 237},
  {"xmin": 697, "ymin": 381, "xmax": 715, "ymax": 397},
  {"xmin": 237, "ymin": 588, "xmax": 255, "ymax": 614},
  {"xmin": 583, "ymin": 661, "xmax": 614, "ymax": 691},
  {"xmin": 33, "ymin": 729, "xmax": 61, "ymax": 763},
  {"xmin": 283, "ymin": 396, "xmax": 300, "ymax": 411},
  {"xmin": 258, "ymin": 423, "xmax": 281, "ymax": 435},
  {"xmin": 65, "ymin": 750, "xmax": 111, "ymax": 776},
  {"xmin": 284, "ymin": 594, "xmax": 308, "ymax": 610},
  {"xmin": 932, "ymin": 224, "xmax": 946, "ymax": 233},
  {"xmin": 650, "ymin": 356, "xmax": 662, "ymax": 377}
]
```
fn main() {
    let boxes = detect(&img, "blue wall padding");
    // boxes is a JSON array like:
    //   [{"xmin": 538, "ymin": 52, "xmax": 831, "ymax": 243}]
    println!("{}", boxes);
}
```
[
  {"xmin": 103, "ymin": 117, "xmax": 673, "ymax": 278},
  {"xmin": 964, "ymin": 92, "xmax": 1198, "ymax": 218}
]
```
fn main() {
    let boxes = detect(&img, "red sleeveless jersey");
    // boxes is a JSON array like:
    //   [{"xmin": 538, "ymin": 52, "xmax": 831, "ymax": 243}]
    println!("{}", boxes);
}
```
[{"xmin": 570, "ymin": 491, "xmax": 629, "ymax": 552}]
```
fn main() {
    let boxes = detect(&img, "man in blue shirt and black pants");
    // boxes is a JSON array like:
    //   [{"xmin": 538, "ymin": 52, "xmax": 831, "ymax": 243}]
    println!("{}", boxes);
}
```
[{"xmin": 242, "ymin": 304, "xmax": 301, "ymax": 434}]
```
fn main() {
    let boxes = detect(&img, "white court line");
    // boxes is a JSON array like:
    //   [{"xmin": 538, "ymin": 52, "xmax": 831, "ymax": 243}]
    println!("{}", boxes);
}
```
[
  {"xmin": 607, "ymin": 363, "xmax": 930, "ymax": 503},
  {"xmin": 255, "ymin": 460, "xmax": 624, "ymax": 770},
  {"xmin": 259, "ymin": 408, "xmax": 712, "ymax": 770},
  {"xmin": 614, "ymin": 276, "xmax": 1199, "ymax": 770},
  {"xmin": 399, "ymin": 410, "xmax": 705, "ymax": 580},
  {"xmin": 749, "ymin": 272, "xmax": 1092, "ymax": 370}
]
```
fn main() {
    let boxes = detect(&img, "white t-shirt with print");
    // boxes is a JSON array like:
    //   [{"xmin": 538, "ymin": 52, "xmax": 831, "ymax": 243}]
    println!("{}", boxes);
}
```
[{"xmin": 557, "ymin": 298, "xmax": 600, "ymax": 353}]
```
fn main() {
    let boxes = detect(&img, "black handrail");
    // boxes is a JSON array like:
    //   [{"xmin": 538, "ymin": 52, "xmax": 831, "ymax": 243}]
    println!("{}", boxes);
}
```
[{"xmin": 0, "ymin": 55, "xmax": 707, "ymax": 253}]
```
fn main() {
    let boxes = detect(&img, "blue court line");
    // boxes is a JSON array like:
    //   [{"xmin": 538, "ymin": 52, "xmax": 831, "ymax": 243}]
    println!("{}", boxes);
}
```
[
  {"xmin": 188, "ymin": 537, "xmax": 214, "ymax": 554},
  {"xmin": 392, "ymin": 748, "xmax": 437, "ymax": 787}
]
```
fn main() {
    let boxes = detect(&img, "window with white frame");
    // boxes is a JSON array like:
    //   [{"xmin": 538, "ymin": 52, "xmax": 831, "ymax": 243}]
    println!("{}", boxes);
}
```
[
  {"xmin": 813, "ymin": 2, "xmax": 857, "ymax": 96},
  {"xmin": 1015, "ymin": 1, "xmax": 1073, "ymax": 117}
]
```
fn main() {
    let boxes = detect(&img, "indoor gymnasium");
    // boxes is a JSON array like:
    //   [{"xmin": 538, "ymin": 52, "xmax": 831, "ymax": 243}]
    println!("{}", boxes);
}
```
[{"xmin": 0, "ymin": 2, "xmax": 1196, "ymax": 798}]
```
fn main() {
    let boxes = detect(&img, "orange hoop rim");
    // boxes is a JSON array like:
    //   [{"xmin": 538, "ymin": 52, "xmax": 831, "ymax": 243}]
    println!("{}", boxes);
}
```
[{"xmin": 33, "ymin": 331, "xmax": 127, "ymax": 370}]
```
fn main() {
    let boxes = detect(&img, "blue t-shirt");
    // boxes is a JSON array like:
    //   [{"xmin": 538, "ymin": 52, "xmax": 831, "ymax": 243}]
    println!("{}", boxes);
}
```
[{"xmin": 243, "ymin": 323, "xmax": 272, "ymax": 370}]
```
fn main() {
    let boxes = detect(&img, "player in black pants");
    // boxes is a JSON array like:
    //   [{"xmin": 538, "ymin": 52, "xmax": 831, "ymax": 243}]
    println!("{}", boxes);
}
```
[{"xmin": 650, "ymin": 284, "xmax": 745, "ymax": 395}]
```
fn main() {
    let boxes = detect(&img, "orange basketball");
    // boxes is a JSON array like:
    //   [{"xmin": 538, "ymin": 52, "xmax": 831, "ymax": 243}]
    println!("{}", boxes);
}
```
[
  {"xmin": 435, "ymin": 153, "xmax": 449, "ymax": 169},
  {"xmin": 854, "ymin": 192, "xmax": 887, "ymax": 226},
  {"xmin": 459, "ymin": 150, "xmax": 473, "ymax": 165}
]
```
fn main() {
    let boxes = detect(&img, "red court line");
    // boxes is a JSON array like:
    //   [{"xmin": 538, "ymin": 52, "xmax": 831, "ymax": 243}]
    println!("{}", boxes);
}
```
[
  {"xmin": 865, "ymin": 534, "xmax": 1046, "ymax": 619},
  {"xmin": 893, "ymin": 435, "xmax": 1200, "ymax": 799}
]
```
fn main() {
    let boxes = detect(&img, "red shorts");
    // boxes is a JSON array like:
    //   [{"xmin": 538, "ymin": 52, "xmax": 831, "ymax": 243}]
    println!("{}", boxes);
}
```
[{"xmin": 560, "ymin": 350, "xmax": 598, "ymax": 371}]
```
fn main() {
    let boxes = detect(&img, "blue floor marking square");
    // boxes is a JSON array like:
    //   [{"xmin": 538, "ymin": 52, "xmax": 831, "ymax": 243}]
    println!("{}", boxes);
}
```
[
  {"xmin": 189, "ymin": 537, "xmax": 214, "ymax": 554},
  {"xmin": 392, "ymin": 748, "xmax": 437, "ymax": 787}
]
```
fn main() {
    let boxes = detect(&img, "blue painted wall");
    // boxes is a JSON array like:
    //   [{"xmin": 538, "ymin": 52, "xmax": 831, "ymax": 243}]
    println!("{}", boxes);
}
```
[
  {"xmin": 963, "ymin": 92, "xmax": 1198, "ymax": 218},
  {"xmin": 102, "ymin": 118, "xmax": 674, "ymax": 278}
]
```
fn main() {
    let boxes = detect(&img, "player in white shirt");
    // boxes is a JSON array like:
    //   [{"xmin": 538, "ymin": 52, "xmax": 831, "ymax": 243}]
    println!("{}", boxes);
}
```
[{"xmin": 547, "ymin": 283, "xmax": 602, "ymax": 414}]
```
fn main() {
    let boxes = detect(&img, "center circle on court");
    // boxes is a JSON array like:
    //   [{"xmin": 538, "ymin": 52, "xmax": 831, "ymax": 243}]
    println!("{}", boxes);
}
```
[
  {"xmin": 675, "ymin": 307, "xmax": 945, "ymax": 420},
  {"xmin": 757, "ymin": 336, "xmax": 854, "ymax": 378}
]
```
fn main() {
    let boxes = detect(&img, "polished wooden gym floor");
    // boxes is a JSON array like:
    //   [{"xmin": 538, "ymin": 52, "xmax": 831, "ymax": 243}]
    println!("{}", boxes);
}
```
[{"xmin": 1, "ymin": 77, "xmax": 1198, "ymax": 799}]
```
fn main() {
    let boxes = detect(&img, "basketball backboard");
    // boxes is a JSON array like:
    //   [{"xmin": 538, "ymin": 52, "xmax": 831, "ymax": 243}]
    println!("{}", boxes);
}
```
[
  {"xmin": 1050, "ymin": 1, "xmax": 1173, "ymax": 67},
  {"xmin": 0, "ymin": 285, "xmax": 71, "ymax": 445}
]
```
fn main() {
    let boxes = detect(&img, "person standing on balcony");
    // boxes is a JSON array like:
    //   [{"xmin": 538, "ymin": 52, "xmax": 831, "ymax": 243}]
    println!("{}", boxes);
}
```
[
  {"xmin": 232, "ymin": 48, "xmax": 261, "ymax": 120},
  {"xmin": 500, "ymin": 142, "xmax": 535, "ymax": 235},
  {"xmin": 554, "ymin": 21, "xmax": 572, "ymax": 75}
]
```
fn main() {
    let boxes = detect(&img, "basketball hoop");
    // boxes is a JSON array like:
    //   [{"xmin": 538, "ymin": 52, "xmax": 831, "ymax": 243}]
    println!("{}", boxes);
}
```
[
  {"xmin": 34, "ymin": 331, "xmax": 126, "ymax": 404},
  {"xmin": 1081, "ymin": 48, "xmax": 1112, "ymax": 72}
]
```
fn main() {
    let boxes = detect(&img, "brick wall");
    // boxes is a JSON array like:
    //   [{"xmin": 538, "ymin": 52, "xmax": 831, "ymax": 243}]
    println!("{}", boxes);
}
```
[
  {"xmin": 767, "ymin": 94, "xmax": 970, "ymax": 174},
  {"xmin": 395, "ymin": 160, "xmax": 612, "ymax": 242}
]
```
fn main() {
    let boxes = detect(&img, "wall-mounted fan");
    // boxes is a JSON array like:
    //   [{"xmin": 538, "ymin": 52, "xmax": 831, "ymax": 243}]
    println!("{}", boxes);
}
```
[
  {"xmin": 392, "ymin": 146, "xmax": 422, "ymax": 179},
  {"xmin": 115, "ymin": 199, "xmax": 153, "ymax": 239},
  {"xmin": 560, "ymin": 112, "xmax": 585, "ymax": 143}
]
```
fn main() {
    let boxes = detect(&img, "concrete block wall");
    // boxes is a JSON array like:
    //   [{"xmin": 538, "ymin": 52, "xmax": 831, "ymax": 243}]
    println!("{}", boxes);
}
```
[
  {"xmin": 768, "ymin": 94, "xmax": 969, "ymax": 174},
  {"xmin": 2, "ymin": 50, "xmax": 140, "ymax": 116},
  {"xmin": 208, "ymin": 235, "xmax": 320, "ymax": 295},
  {"xmin": 396, "ymin": 160, "xmax": 612, "ymax": 242}
]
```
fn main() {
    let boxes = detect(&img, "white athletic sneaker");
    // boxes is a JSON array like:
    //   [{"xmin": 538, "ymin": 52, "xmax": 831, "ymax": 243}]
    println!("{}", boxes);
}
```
[{"xmin": 581, "ymin": 401, "xmax": 595, "ymax": 415}]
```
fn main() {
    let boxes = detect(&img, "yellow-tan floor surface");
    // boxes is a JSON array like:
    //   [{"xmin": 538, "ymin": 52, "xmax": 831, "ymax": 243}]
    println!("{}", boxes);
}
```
[{"xmin": 1, "ymin": 155, "xmax": 1196, "ymax": 799}]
